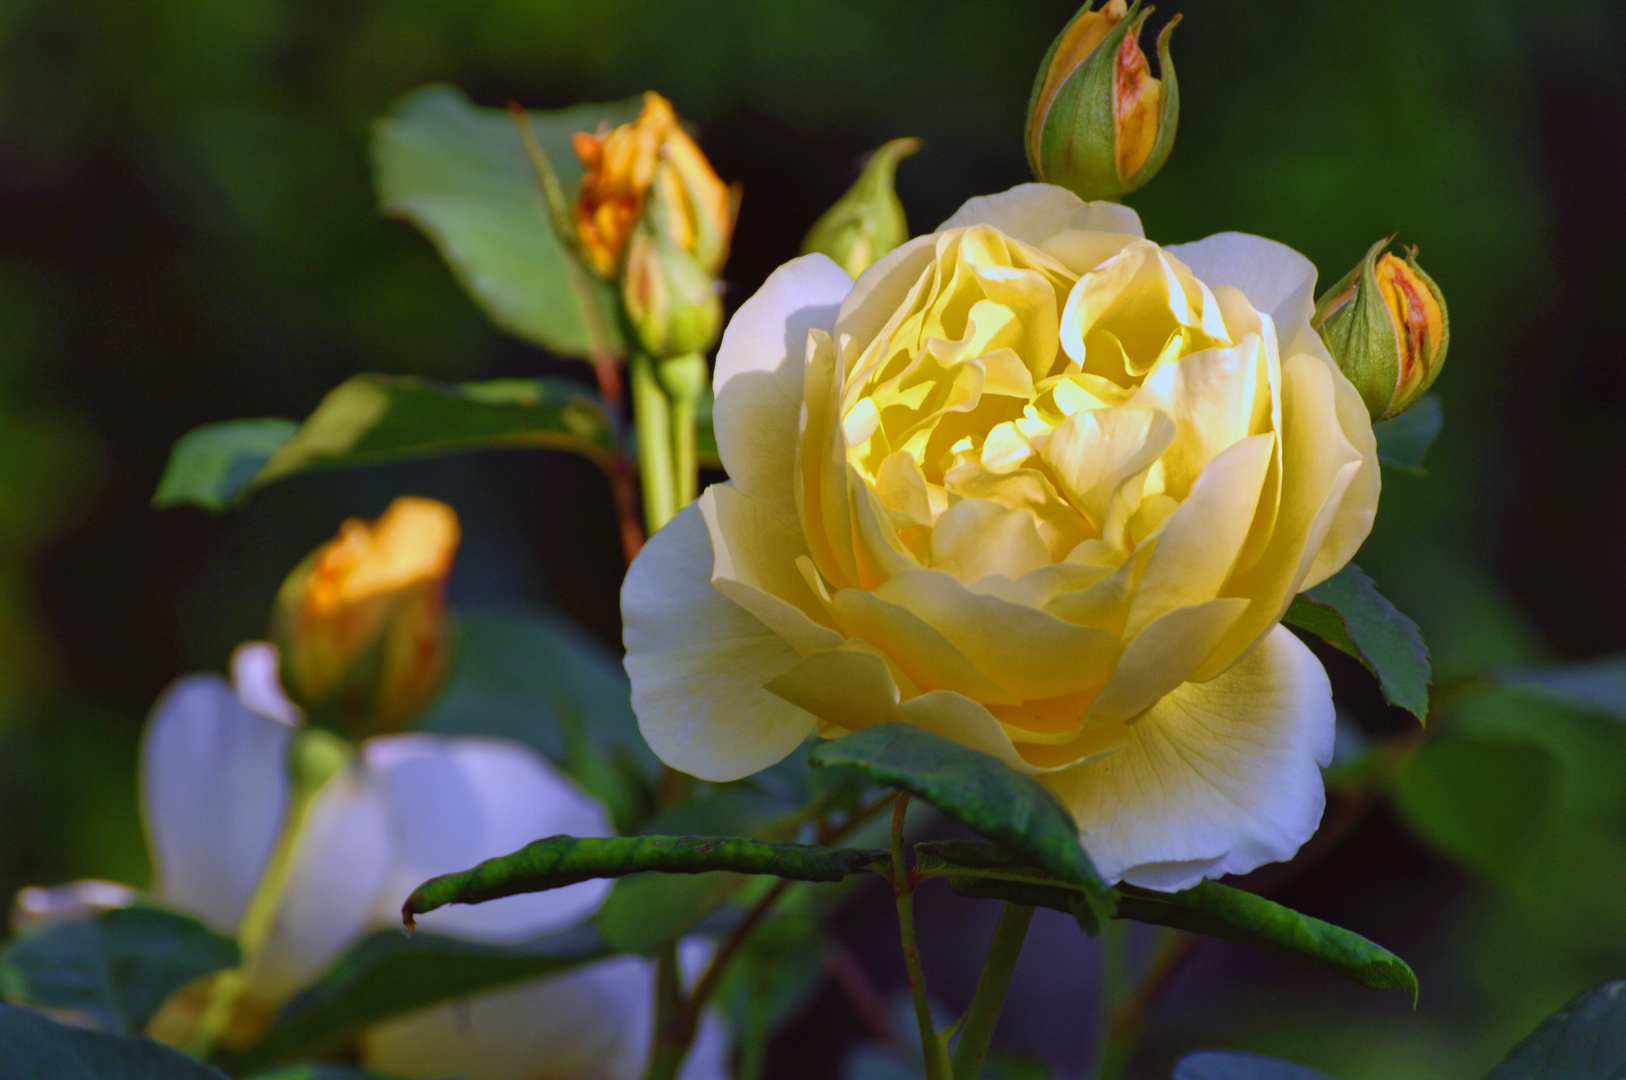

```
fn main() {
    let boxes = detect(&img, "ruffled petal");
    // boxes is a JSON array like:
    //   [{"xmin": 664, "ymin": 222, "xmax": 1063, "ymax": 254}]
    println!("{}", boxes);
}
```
[
  {"xmin": 936, "ymin": 184, "xmax": 1142, "ymax": 246},
  {"xmin": 141, "ymin": 676, "xmax": 293, "ymax": 934},
  {"xmin": 363, "ymin": 734, "xmax": 614, "ymax": 940},
  {"xmin": 1164, "ymin": 232, "xmax": 1321, "ymax": 360},
  {"xmin": 1301, "ymin": 356, "xmax": 1380, "ymax": 589},
  {"xmin": 623, "ymin": 500, "xmax": 817, "ymax": 782},
  {"xmin": 1048, "ymin": 625, "xmax": 1335, "ymax": 890},
  {"xmin": 713, "ymin": 254, "xmax": 852, "ymax": 529}
]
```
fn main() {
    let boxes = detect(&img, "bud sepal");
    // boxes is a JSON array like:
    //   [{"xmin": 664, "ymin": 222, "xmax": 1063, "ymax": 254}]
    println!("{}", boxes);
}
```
[
  {"xmin": 1313, "ymin": 238, "xmax": 1450, "ymax": 422},
  {"xmin": 801, "ymin": 137, "xmax": 923, "ymax": 278}
]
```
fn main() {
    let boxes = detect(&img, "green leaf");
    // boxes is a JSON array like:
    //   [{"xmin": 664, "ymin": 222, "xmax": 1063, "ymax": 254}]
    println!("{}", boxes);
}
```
[
  {"xmin": 152, "ymin": 419, "xmax": 298, "ymax": 510},
  {"xmin": 153, "ymin": 376, "xmax": 615, "ymax": 512},
  {"xmin": 808, "ymin": 724, "xmax": 1108, "ymax": 894},
  {"xmin": 1390, "ymin": 736, "xmax": 1561, "ymax": 882},
  {"xmin": 1172, "ymin": 1051, "xmax": 1336, "ymax": 1080},
  {"xmin": 1485, "ymin": 979, "xmax": 1626, "ymax": 1079},
  {"xmin": 1373, "ymin": 394, "xmax": 1442, "ymax": 475},
  {"xmin": 417, "ymin": 608, "xmax": 657, "ymax": 833},
  {"xmin": 913, "ymin": 840, "xmax": 1113, "ymax": 934},
  {"xmin": 0, "ymin": 906, "xmax": 239, "ymax": 1036},
  {"xmin": 402, "ymin": 836, "xmax": 888, "ymax": 927},
  {"xmin": 1498, "ymin": 654, "xmax": 1626, "ymax": 723},
  {"xmin": 0, "ymin": 1002, "xmax": 230, "ymax": 1079},
  {"xmin": 225, "ymin": 928, "xmax": 605, "ymax": 1073},
  {"xmin": 1284, "ymin": 563, "xmax": 1431, "ymax": 719},
  {"xmin": 1115, "ymin": 881, "xmax": 1418, "ymax": 1000},
  {"xmin": 593, "ymin": 789, "xmax": 798, "ymax": 955},
  {"xmin": 373, "ymin": 84, "xmax": 636, "ymax": 359}
]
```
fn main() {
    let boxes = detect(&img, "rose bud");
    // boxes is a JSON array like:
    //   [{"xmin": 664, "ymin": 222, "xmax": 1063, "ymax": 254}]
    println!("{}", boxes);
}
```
[
  {"xmin": 272, "ymin": 496, "xmax": 460, "ymax": 737},
  {"xmin": 1026, "ymin": 0, "xmax": 1180, "ymax": 202},
  {"xmin": 1312, "ymin": 238, "xmax": 1449, "ymax": 421},
  {"xmin": 622, "ymin": 217, "xmax": 724, "ymax": 360},
  {"xmin": 800, "ymin": 137, "xmax": 923, "ymax": 278},
  {"xmin": 571, "ymin": 92, "xmax": 739, "ymax": 280}
]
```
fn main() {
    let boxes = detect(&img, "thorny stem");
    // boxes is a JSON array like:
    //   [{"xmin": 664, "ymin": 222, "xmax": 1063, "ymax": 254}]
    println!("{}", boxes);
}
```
[
  {"xmin": 891, "ymin": 794, "xmax": 951, "ymax": 1080},
  {"xmin": 950, "ymin": 901, "xmax": 1035, "ymax": 1080}
]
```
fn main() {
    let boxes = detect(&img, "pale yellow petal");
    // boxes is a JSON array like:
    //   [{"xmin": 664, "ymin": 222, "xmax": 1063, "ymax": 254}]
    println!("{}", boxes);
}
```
[
  {"xmin": 1045, "ymin": 626, "xmax": 1334, "ymax": 889},
  {"xmin": 714, "ymin": 254, "xmax": 852, "ymax": 529},
  {"xmin": 826, "ymin": 586, "xmax": 1019, "ymax": 705},
  {"xmin": 927, "ymin": 497, "xmax": 1052, "ymax": 583},
  {"xmin": 1041, "ymin": 407, "xmax": 1175, "ymax": 546},
  {"xmin": 1086, "ymin": 597, "xmax": 1249, "ymax": 726},
  {"xmin": 874, "ymin": 568, "xmax": 1120, "ymax": 700},
  {"xmin": 1300, "ymin": 355, "xmax": 1380, "ymax": 589},
  {"xmin": 622, "ymin": 501, "xmax": 816, "ymax": 782}
]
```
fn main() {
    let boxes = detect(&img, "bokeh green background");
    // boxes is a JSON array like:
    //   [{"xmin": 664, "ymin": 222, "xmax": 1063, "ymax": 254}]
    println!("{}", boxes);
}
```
[{"xmin": 1, "ymin": 0, "xmax": 1623, "ymax": 1076}]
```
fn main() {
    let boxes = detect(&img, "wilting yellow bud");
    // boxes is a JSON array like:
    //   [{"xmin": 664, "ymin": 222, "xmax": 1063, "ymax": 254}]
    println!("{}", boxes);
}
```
[
  {"xmin": 272, "ymin": 497, "xmax": 460, "ymax": 737},
  {"xmin": 1313, "ymin": 239, "xmax": 1449, "ymax": 421},
  {"xmin": 800, "ymin": 137, "xmax": 923, "ymax": 278},
  {"xmin": 1026, "ymin": 0, "xmax": 1179, "ymax": 201},
  {"xmin": 571, "ymin": 92, "xmax": 739, "ymax": 280}
]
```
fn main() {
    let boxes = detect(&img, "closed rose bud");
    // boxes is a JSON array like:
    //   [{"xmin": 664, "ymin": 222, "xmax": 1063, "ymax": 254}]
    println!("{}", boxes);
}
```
[
  {"xmin": 622, "ymin": 213, "xmax": 724, "ymax": 360},
  {"xmin": 272, "ymin": 497, "xmax": 460, "ymax": 737},
  {"xmin": 800, "ymin": 137, "xmax": 923, "ymax": 278},
  {"xmin": 571, "ymin": 92, "xmax": 739, "ymax": 280},
  {"xmin": 1313, "ymin": 238, "xmax": 1449, "ymax": 421},
  {"xmin": 1026, "ymin": 0, "xmax": 1180, "ymax": 202}
]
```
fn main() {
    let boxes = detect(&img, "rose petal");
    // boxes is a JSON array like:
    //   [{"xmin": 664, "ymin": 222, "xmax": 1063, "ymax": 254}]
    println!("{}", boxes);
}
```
[
  {"xmin": 1049, "ymin": 625, "xmax": 1335, "ymax": 889},
  {"xmin": 1164, "ymin": 232, "xmax": 1321, "ymax": 361},
  {"xmin": 713, "ymin": 254, "xmax": 852, "ymax": 529},
  {"xmin": 363, "ymin": 735, "xmax": 614, "ymax": 940},
  {"xmin": 141, "ymin": 676, "xmax": 293, "ymax": 934},
  {"xmin": 623, "ymin": 500, "xmax": 817, "ymax": 782},
  {"xmin": 936, "ymin": 184, "xmax": 1142, "ymax": 246}
]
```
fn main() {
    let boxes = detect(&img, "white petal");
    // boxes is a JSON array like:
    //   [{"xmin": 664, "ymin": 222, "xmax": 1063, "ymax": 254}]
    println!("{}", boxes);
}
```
[
  {"xmin": 250, "ymin": 760, "xmax": 391, "ymax": 1003},
  {"xmin": 141, "ymin": 676, "xmax": 292, "ymax": 934},
  {"xmin": 1050, "ymin": 625, "xmax": 1335, "ymax": 890},
  {"xmin": 12, "ymin": 880, "xmax": 138, "ymax": 934},
  {"xmin": 936, "ymin": 184, "xmax": 1142, "ymax": 245},
  {"xmin": 713, "ymin": 254, "xmax": 852, "ymax": 529},
  {"xmin": 230, "ymin": 641, "xmax": 301, "ymax": 726},
  {"xmin": 623, "ymin": 499, "xmax": 818, "ymax": 782},
  {"xmin": 359, "ymin": 940, "xmax": 730, "ymax": 1080},
  {"xmin": 363, "ymin": 734, "xmax": 613, "ymax": 940},
  {"xmin": 1164, "ymin": 233, "xmax": 1321, "ymax": 359}
]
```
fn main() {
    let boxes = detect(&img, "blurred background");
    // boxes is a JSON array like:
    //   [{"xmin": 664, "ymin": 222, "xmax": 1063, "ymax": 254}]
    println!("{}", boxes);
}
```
[{"xmin": 1, "ymin": 0, "xmax": 1624, "ymax": 1076}]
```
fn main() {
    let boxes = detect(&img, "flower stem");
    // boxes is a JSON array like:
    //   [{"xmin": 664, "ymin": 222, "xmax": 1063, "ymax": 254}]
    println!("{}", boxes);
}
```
[
  {"xmin": 189, "ymin": 729, "xmax": 349, "ymax": 1059},
  {"xmin": 950, "ymin": 901, "xmax": 1034, "ymax": 1080},
  {"xmin": 631, "ymin": 352, "xmax": 676, "ymax": 532},
  {"xmin": 1094, "ymin": 927, "xmax": 1193, "ymax": 1080},
  {"xmin": 890, "ymin": 794, "xmax": 950, "ymax": 1080}
]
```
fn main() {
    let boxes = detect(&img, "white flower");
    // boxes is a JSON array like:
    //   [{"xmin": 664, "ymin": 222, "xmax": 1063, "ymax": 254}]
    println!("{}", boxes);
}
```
[{"xmin": 27, "ymin": 642, "xmax": 727, "ymax": 1080}]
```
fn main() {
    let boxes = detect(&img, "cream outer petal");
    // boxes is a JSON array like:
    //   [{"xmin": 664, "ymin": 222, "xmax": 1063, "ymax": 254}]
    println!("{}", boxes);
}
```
[
  {"xmin": 141, "ymin": 675, "xmax": 293, "ymax": 934},
  {"xmin": 1047, "ymin": 625, "xmax": 1335, "ymax": 890},
  {"xmin": 936, "ymin": 184, "xmax": 1144, "ymax": 246},
  {"xmin": 359, "ymin": 941, "xmax": 729, "ymax": 1080},
  {"xmin": 1164, "ymin": 232, "xmax": 1320, "ymax": 360},
  {"xmin": 623, "ymin": 499, "xmax": 818, "ymax": 781},
  {"xmin": 363, "ymin": 735, "xmax": 614, "ymax": 940},
  {"xmin": 712, "ymin": 254, "xmax": 852, "ymax": 529}
]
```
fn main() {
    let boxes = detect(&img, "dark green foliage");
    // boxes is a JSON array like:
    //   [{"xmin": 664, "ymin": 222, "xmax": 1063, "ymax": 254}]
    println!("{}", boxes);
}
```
[
  {"xmin": 0, "ymin": 1002, "xmax": 231, "ymax": 1079},
  {"xmin": 0, "ymin": 906, "xmax": 239, "ymax": 1036},
  {"xmin": 1284, "ymin": 563, "xmax": 1431, "ymax": 718}
]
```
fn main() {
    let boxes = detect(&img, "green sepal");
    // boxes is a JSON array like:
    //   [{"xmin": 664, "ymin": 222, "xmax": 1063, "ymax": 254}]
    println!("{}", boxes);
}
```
[
  {"xmin": 801, "ymin": 137, "xmax": 923, "ymax": 278},
  {"xmin": 1033, "ymin": 2, "xmax": 1142, "ymax": 200},
  {"xmin": 1124, "ymin": 14, "xmax": 1181, "ymax": 191}
]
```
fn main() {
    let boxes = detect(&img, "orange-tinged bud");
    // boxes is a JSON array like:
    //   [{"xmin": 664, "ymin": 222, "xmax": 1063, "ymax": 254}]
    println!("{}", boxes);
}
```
[
  {"xmin": 571, "ymin": 92, "xmax": 739, "ymax": 280},
  {"xmin": 272, "ymin": 497, "xmax": 460, "ymax": 737},
  {"xmin": 1026, "ymin": 0, "xmax": 1180, "ymax": 202},
  {"xmin": 1313, "ymin": 239, "xmax": 1449, "ymax": 421}
]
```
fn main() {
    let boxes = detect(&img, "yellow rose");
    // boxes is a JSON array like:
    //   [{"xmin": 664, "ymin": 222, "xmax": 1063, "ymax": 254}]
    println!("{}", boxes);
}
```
[
  {"xmin": 273, "ymin": 496, "xmax": 460, "ymax": 736},
  {"xmin": 622, "ymin": 184, "xmax": 1378, "ymax": 890}
]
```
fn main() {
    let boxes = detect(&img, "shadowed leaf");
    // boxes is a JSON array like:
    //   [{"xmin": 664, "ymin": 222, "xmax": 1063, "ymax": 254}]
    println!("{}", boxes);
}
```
[
  {"xmin": 0, "ymin": 1002, "xmax": 230, "ymax": 1079},
  {"xmin": 1284, "ymin": 563, "xmax": 1431, "ymax": 719},
  {"xmin": 1373, "ymin": 394, "xmax": 1441, "ymax": 475},
  {"xmin": 1499, "ymin": 655, "xmax": 1626, "ymax": 723},
  {"xmin": 0, "ymin": 906, "xmax": 239, "ymax": 1036},
  {"xmin": 809, "ymin": 724, "xmax": 1107, "ymax": 895},
  {"xmin": 1173, "ymin": 1050, "xmax": 1336, "ymax": 1079},
  {"xmin": 152, "ymin": 420, "xmax": 298, "ymax": 511},
  {"xmin": 1484, "ymin": 979, "xmax": 1626, "ymax": 1079}
]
